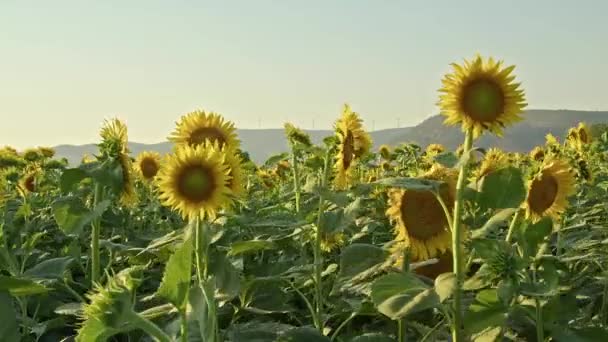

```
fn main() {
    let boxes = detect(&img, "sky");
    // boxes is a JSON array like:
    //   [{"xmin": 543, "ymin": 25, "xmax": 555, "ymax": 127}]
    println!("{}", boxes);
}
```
[{"xmin": 1, "ymin": 1, "xmax": 608, "ymax": 149}]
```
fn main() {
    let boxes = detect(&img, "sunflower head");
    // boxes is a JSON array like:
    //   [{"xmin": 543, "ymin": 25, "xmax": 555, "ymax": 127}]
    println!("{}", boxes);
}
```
[
  {"xmin": 135, "ymin": 151, "xmax": 161, "ymax": 181},
  {"xmin": 333, "ymin": 104, "xmax": 372, "ymax": 189},
  {"xmin": 284, "ymin": 123, "xmax": 312, "ymax": 147},
  {"xmin": 386, "ymin": 164, "xmax": 457, "ymax": 260},
  {"xmin": 438, "ymin": 55, "xmax": 527, "ymax": 138},
  {"xmin": 81, "ymin": 154, "xmax": 97, "ymax": 165},
  {"xmin": 529, "ymin": 146, "xmax": 545, "ymax": 162},
  {"xmin": 157, "ymin": 144, "xmax": 232, "ymax": 221},
  {"xmin": 19, "ymin": 171, "xmax": 38, "ymax": 195},
  {"xmin": 378, "ymin": 144, "xmax": 392, "ymax": 160},
  {"xmin": 118, "ymin": 153, "xmax": 138, "ymax": 207},
  {"xmin": 0, "ymin": 146, "xmax": 18, "ymax": 156},
  {"xmin": 0, "ymin": 152, "xmax": 25, "ymax": 170},
  {"xmin": 381, "ymin": 160, "xmax": 392, "ymax": 172},
  {"xmin": 566, "ymin": 122, "xmax": 593, "ymax": 151},
  {"xmin": 99, "ymin": 118, "xmax": 129, "ymax": 157},
  {"xmin": 574, "ymin": 155, "xmax": 593, "ymax": 183},
  {"xmin": 256, "ymin": 169, "xmax": 275, "ymax": 189},
  {"xmin": 22, "ymin": 148, "xmax": 44, "ymax": 163},
  {"xmin": 413, "ymin": 252, "xmax": 453, "ymax": 280},
  {"xmin": 473, "ymin": 148, "xmax": 508, "ymax": 180},
  {"xmin": 169, "ymin": 110, "xmax": 240, "ymax": 151},
  {"xmin": 319, "ymin": 231, "xmax": 346, "ymax": 253},
  {"xmin": 425, "ymin": 143, "xmax": 446, "ymax": 156},
  {"xmin": 224, "ymin": 148, "xmax": 246, "ymax": 199},
  {"xmin": 37, "ymin": 147, "xmax": 56, "ymax": 159},
  {"xmin": 525, "ymin": 158, "xmax": 576, "ymax": 222}
]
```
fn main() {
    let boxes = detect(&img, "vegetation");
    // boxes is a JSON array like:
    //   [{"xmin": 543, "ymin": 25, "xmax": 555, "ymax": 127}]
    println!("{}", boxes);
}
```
[{"xmin": 1, "ymin": 54, "xmax": 608, "ymax": 342}]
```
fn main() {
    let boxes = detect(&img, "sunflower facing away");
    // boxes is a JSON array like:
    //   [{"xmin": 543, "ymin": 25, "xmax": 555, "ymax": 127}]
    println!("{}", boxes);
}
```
[
  {"xmin": 387, "ymin": 164, "xmax": 458, "ymax": 261},
  {"xmin": 524, "ymin": 158, "xmax": 576, "ymax": 222},
  {"xmin": 118, "ymin": 153, "xmax": 138, "ymax": 207},
  {"xmin": 284, "ymin": 123, "xmax": 312, "ymax": 147},
  {"xmin": 169, "ymin": 110, "xmax": 240, "ymax": 151},
  {"xmin": 156, "ymin": 144, "xmax": 232, "ymax": 221},
  {"xmin": 99, "ymin": 118, "xmax": 129, "ymax": 156},
  {"xmin": 334, "ymin": 104, "xmax": 372, "ymax": 189},
  {"xmin": 19, "ymin": 170, "xmax": 38, "ymax": 195},
  {"xmin": 473, "ymin": 148, "xmax": 508, "ymax": 180},
  {"xmin": 135, "ymin": 151, "xmax": 162, "ymax": 181},
  {"xmin": 438, "ymin": 55, "xmax": 527, "ymax": 138}
]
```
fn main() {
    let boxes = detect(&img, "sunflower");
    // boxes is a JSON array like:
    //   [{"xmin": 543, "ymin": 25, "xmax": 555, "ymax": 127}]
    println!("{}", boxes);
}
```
[
  {"xmin": 524, "ymin": 158, "xmax": 576, "ymax": 222},
  {"xmin": 334, "ymin": 104, "xmax": 372, "ymax": 189},
  {"xmin": 257, "ymin": 169, "xmax": 275, "ymax": 189},
  {"xmin": 284, "ymin": 123, "xmax": 312, "ymax": 147},
  {"xmin": 319, "ymin": 231, "xmax": 346, "ymax": 253},
  {"xmin": 19, "ymin": 170, "xmax": 37, "ymax": 195},
  {"xmin": 169, "ymin": 110, "xmax": 239, "ymax": 150},
  {"xmin": 438, "ymin": 55, "xmax": 527, "ymax": 138},
  {"xmin": 22, "ymin": 148, "xmax": 43, "ymax": 163},
  {"xmin": 386, "ymin": 164, "xmax": 458, "ymax": 260},
  {"xmin": 473, "ymin": 148, "xmax": 508, "ymax": 180},
  {"xmin": 566, "ymin": 122, "xmax": 592, "ymax": 151},
  {"xmin": 38, "ymin": 147, "xmax": 56, "ymax": 159},
  {"xmin": 223, "ymin": 149, "xmax": 246, "ymax": 198},
  {"xmin": 529, "ymin": 146, "xmax": 545, "ymax": 162},
  {"xmin": 574, "ymin": 155, "xmax": 593, "ymax": 183},
  {"xmin": 425, "ymin": 143, "xmax": 446, "ymax": 156},
  {"xmin": 81, "ymin": 154, "xmax": 96, "ymax": 165},
  {"xmin": 378, "ymin": 144, "xmax": 392, "ymax": 160},
  {"xmin": 99, "ymin": 118, "xmax": 129, "ymax": 156},
  {"xmin": 576, "ymin": 122, "xmax": 592, "ymax": 145},
  {"xmin": 412, "ymin": 252, "xmax": 454, "ymax": 280},
  {"xmin": 135, "ymin": 151, "xmax": 161, "ymax": 181},
  {"xmin": 157, "ymin": 144, "xmax": 232, "ymax": 221},
  {"xmin": 118, "ymin": 153, "xmax": 138, "ymax": 207}
]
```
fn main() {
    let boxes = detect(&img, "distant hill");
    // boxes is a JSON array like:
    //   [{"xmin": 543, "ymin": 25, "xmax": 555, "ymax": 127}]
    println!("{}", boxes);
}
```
[{"xmin": 54, "ymin": 109, "xmax": 607, "ymax": 165}]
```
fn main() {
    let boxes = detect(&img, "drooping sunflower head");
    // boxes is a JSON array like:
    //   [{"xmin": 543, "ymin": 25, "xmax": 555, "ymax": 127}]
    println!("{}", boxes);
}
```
[
  {"xmin": 576, "ymin": 122, "xmax": 592, "ymax": 145},
  {"xmin": 529, "ymin": 146, "xmax": 545, "ymax": 162},
  {"xmin": 380, "ymin": 160, "xmax": 392, "ymax": 172},
  {"xmin": 134, "ymin": 151, "xmax": 161, "ymax": 181},
  {"xmin": 334, "ymin": 104, "xmax": 372, "ymax": 189},
  {"xmin": 525, "ymin": 158, "xmax": 576, "ymax": 222},
  {"xmin": 0, "ymin": 146, "xmax": 18, "ymax": 156},
  {"xmin": 438, "ymin": 55, "xmax": 527, "ymax": 138},
  {"xmin": 473, "ymin": 148, "xmax": 508, "ymax": 180},
  {"xmin": 169, "ymin": 110, "xmax": 240, "ymax": 151},
  {"xmin": 19, "ymin": 170, "xmax": 38, "ymax": 195},
  {"xmin": 156, "ymin": 144, "xmax": 232, "ymax": 221},
  {"xmin": 386, "ymin": 164, "xmax": 458, "ymax": 260},
  {"xmin": 256, "ymin": 169, "xmax": 275, "ymax": 189},
  {"xmin": 22, "ymin": 148, "xmax": 44, "ymax": 163},
  {"xmin": 425, "ymin": 143, "xmax": 446, "ymax": 156},
  {"xmin": 37, "ymin": 147, "xmax": 56, "ymax": 159},
  {"xmin": 0, "ymin": 151, "xmax": 25, "ymax": 170},
  {"xmin": 99, "ymin": 118, "xmax": 129, "ymax": 157},
  {"xmin": 378, "ymin": 144, "xmax": 392, "ymax": 161},
  {"xmin": 284, "ymin": 123, "xmax": 312, "ymax": 147},
  {"xmin": 117, "ymin": 153, "xmax": 138, "ymax": 207}
]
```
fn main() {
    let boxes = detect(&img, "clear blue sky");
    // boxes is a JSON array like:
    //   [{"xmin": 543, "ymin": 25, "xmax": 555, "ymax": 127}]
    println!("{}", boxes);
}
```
[{"xmin": 1, "ymin": 1, "xmax": 607, "ymax": 149}]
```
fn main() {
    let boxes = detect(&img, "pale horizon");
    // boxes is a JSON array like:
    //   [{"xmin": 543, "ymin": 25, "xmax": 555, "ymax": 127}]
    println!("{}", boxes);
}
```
[{"xmin": 2, "ymin": 1, "xmax": 608, "ymax": 149}]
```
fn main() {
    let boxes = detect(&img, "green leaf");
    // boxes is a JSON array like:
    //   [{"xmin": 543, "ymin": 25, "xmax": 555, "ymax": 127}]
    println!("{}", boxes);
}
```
[
  {"xmin": 434, "ymin": 152, "xmax": 459, "ymax": 168},
  {"xmin": 54, "ymin": 302, "xmax": 83, "ymax": 316},
  {"xmin": 516, "ymin": 217, "xmax": 552, "ymax": 258},
  {"xmin": 464, "ymin": 289, "xmax": 508, "ymax": 336},
  {"xmin": 350, "ymin": 333, "xmax": 396, "ymax": 342},
  {"xmin": 373, "ymin": 177, "xmax": 443, "ymax": 191},
  {"xmin": 24, "ymin": 257, "xmax": 74, "ymax": 280},
  {"xmin": 371, "ymin": 273, "xmax": 439, "ymax": 320},
  {"xmin": 228, "ymin": 240, "xmax": 276, "ymax": 256},
  {"xmin": 208, "ymin": 252, "xmax": 241, "ymax": 303},
  {"xmin": 277, "ymin": 326, "xmax": 331, "ymax": 342},
  {"xmin": 477, "ymin": 167, "xmax": 525, "ymax": 210},
  {"xmin": 434, "ymin": 273, "xmax": 456, "ymax": 302},
  {"xmin": 60, "ymin": 168, "xmax": 89, "ymax": 193},
  {"xmin": 156, "ymin": 229, "xmax": 193, "ymax": 310},
  {"xmin": 550, "ymin": 326, "xmax": 608, "ymax": 342},
  {"xmin": 52, "ymin": 197, "xmax": 110, "ymax": 236},
  {"xmin": 0, "ymin": 292, "xmax": 20, "ymax": 342},
  {"xmin": 471, "ymin": 208, "xmax": 517, "ymax": 239},
  {"xmin": 226, "ymin": 322, "xmax": 293, "ymax": 342},
  {"xmin": 241, "ymin": 279, "xmax": 293, "ymax": 314},
  {"xmin": 0, "ymin": 275, "xmax": 49, "ymax": 296},
  {"xmin": 338, "ymin": 244, "xmax": 388, "ymax": 280}
]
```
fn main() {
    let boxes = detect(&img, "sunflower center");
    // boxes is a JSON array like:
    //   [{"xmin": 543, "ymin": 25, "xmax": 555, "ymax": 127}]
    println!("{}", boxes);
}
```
[
  {"xmin": 461, "ymin": 78, "xmax": 505, "ymax": 122},
  {"xmin": 140, "ymin": 158, "xmax": 159, "ymax": 179},
  {"xmin": 400, "ymin": 190, "xmax": 449, "ymax": 240},
  {"xmin": 177, "ymin": 165, "xmax": 216, "ymax": 203},
  {"xmin": 528, "ymin": 172, "xmax": 559, "ymax": 214},
  {"xmin": 578, "ymin": 129, "xmax": 589, "ymax": 143},
  {"xmin": 189, "ymin": 127, "xmax": 226, "ymax": 147},
  {"xmin": 341, "ymin": 132, "xmax": 355, "ymax": 169},
  {"xmin": 24, "ymin": 176, "xmax": 36, "ymax": 192}
]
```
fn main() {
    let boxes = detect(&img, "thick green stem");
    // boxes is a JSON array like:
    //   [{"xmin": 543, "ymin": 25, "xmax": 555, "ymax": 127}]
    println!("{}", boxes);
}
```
[
  {"xmin": 399, "ymin": 248, "xmax": 410, "ymax": 342},
  {"xmin": 313, "ymin": 149, "xmax": 332, "ymax": 332},
  {"xmin": 128, "ymin": 311, "xmax": 172, "ymax": 342},
  {"xmin": 194, "ymin": 218, "xmax": 218, "ymax": 342},
  {"xmin": 330, "ymin": 313, "xmax": 357, "ymax": 341},
  {"xmin": 292, "ymin": 151, "xmax": 302, "ymax": 213},
  {"xmin": 451, "ymin": 129, "xmax": 473, "ymax": 342},
  {"xmin": 505, "ymin": 209, "xmax": 522, "ymax": 243},
  {"xmin": 90, "ymin": 183, "xmax": 103, "ymax": 285},
  {"xmin": 180, "ymin": 308, "xmax": 188, "ymax": 342}
]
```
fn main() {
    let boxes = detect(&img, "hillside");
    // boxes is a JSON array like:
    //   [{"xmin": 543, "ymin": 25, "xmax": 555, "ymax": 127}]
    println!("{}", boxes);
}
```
[{"xmin": 54, "ymin": 109, "xmax": 607, "ymax": 164}]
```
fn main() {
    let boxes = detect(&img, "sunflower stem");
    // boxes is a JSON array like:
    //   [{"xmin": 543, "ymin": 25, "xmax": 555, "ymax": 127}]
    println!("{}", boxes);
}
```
[
  {"xmin": 313, "ymin": 148, "xmax": 332, "ymax": 332},
  {"xmin": 194, "ymin": 218, "xmax": 218, "ymax": 342},
  {"xmin": 505, "ymin": 209, "xmax": 522, "ymax": 243},
  {"xmin": 451, "ymin": 129, "xmax": 473, "ymax": 342},
  {"xmin": 127, "ymin": 310, "xmax": 172, "ymax": 342},
  {"xmin": 398, "ymin": 248, "xmax": 410, "ymax": 342},
  {"xmin": 533, "ymin": 268, "xmax": 544, "ymax": 342},
  {"xmin": 291, "ymin": 149, "xmax": 302, "ymax": 214},
  {"xmin": 90, "ymin": 183, "xmax": 103, "ymax": 286}
]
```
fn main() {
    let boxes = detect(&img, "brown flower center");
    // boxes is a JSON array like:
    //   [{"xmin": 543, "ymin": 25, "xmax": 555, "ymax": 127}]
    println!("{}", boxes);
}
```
[
  {"xmin": 414, "ymin": 252, "xmax": 453, "ymax": 280},
  {"xmin": 578, "ymin": 128, "xmax": 589, "ymax": 144},
  {"xmin": 188, "ymin": 127, "xmax": 226, "ymax": 147},
  {"xmin": 177, "ymin": 165, "xmax": 216, "ymax": 203},
  {"xmin": 528, "ymin": 172, "xmax": 558, "ymax": 214},
  {"xmin": 140, "ymin": 158, "xmax": 159, "ymax": 179},
  {"xmin": 461, "ymin": 78, "xmax": 505, "ymax": 122},
  {"xmin": 400, "ymin": 189, "xmax": 449, "ymax": 240},
  {"xmin": 24, "ymin": 175, "xmax": 36, "ymax": 192}
]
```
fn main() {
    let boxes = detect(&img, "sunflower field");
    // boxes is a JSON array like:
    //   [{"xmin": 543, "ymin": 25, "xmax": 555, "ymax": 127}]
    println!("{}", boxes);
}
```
[{"xmin": 1, "ymin": 55, "xmax": 608, "ymax": 342}]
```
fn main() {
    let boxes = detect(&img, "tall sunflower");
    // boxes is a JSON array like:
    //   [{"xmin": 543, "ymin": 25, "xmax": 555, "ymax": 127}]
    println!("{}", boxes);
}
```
[
  {"xmin": 169, "ymin": 110, "xmax": 239, "ymax": 150},
  {"xmin": 135, "ymin": 151, "xmax": 162, "ymax": 181},
  {"xmin": 99, "ymin": 118, "xmax": 128, "ymax": 156},
  {"xmin": 524, "ymin": 158, "xmax": 576, "ymax": 222},
  {"xmin": 156, "ymin": 144, "xmax": 232, "ymax": 221},
  {"xmin": 387, "ymin": 164, "xmax": 458, "ymax": 260},
  {"xmin": 334, "ymin": 104, "xmax": 372, "ymax": 189},
  {"xmin": 438, "ymin": 55, "xmax": 527, "ymax": 138}
]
